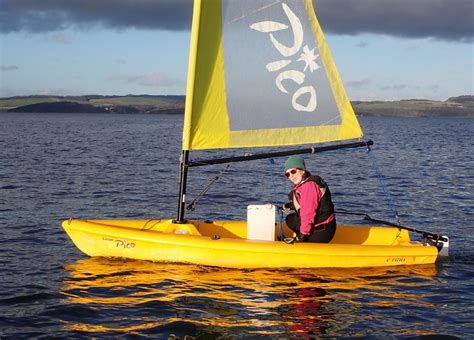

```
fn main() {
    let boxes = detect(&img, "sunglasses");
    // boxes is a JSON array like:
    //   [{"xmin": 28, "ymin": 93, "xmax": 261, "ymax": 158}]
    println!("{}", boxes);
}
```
[{"xmin": 285, "ymin": 169, "xmax": 299, "ymax": 177}]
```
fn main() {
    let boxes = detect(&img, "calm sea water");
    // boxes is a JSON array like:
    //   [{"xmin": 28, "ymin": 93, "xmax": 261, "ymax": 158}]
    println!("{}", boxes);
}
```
[{"xmin": 1, "ymin": 112, "xmax": 473, "ymax": 338}]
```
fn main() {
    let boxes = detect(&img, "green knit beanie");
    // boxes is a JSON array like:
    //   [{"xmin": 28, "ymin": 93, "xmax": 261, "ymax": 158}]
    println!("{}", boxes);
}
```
[{"xmin": 284, "ymin": 155, "xmax": 306, "ymax": 172}]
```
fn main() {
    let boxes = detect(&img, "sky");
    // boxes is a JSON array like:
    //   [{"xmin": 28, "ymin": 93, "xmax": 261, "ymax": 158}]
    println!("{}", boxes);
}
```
[{"xmin": 0, "ymin": 0, "xmax": 472, "ymax": 101}]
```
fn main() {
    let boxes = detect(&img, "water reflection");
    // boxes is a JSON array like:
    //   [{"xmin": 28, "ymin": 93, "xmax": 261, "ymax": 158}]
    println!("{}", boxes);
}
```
[{"xmin": 62, "ymin": 258, "xmax": 438, "ymax": 337}]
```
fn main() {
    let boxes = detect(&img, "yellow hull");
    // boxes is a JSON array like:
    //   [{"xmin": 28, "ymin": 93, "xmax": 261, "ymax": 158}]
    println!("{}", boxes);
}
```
[{"xmin": 62, "ymin": 219, "xmax": 438, "ymax": 269}]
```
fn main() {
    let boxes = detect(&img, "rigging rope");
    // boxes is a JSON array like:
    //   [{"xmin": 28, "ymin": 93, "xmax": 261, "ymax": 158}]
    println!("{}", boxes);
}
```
[
  {"xmin": 186, "ymin": 164, "xmax": 230, "ymax": 211},
  {"xmin": 267, "ymin": 158, "xmax": 285, "ymax": 240},
  {"xmin": 365, "ymin": 143, "xmax": 401, "ymax": 225}
]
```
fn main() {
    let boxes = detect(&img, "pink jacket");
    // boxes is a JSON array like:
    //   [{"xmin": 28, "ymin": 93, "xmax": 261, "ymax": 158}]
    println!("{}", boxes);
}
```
[{"xmin": 293, "ymin": 179, "xmax": 321, "ymax": 235}]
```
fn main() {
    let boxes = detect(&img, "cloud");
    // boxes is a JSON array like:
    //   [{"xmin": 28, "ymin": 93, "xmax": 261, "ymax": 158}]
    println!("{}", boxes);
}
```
[
  {"xmin": 1, "ymin": 65, "xmax": 19, "ymax": 71},
  {"xmin": 47, "ymin": 32, "xmax": 72, "ymax": 44},
  {"xmin": 0, "ymin": 0, "xmax": 472, "ymax": 42},
  {"xmin": 379, "ymin": 84, "xmax": 409, "ymax": 92},
  {"xmin": 427, "ymin": 84, "xmax": 441, "ymax": 92},
  {"xmin": 0, "ymin": 85, "xmax": 84, "ymax": 97},
  {"xmin": 346, "ymin": 78, "xmax": 372, "ymax": 88},
  {"xmin": 109, "ymin": 72, "xmax": 182, "ymax": 88},
  {"xmin": 355, "ymin": 41, "xmax": 369, "ymax": 48},
  {"xmin": 0, "ymin": 0, "xmax": 192, "ymax": 33},
  {"xmin": 315, "ymin": 0, "xmax": 473, "ymax": 42},
  {"xmin": 114, "ymin": 59, "xmax": 127, "ymax": 65}
]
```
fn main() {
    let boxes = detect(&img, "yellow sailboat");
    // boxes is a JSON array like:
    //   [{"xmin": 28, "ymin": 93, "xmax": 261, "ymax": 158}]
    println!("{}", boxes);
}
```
[{"xmin": 62, "ymin": 0, "xmax": 448, "ymax": 268}]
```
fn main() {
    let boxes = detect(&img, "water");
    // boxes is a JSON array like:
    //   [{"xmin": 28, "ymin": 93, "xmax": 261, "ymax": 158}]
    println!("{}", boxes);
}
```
[{"xmin": 1, "ymin": 113, "xmax": 473, "ymax": 338}]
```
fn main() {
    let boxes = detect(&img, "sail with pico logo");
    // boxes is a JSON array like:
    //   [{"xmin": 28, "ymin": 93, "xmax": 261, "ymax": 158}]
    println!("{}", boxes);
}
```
[{"xmin": 182, "ymin": 0, "xmax": 363, "ymax": 150}]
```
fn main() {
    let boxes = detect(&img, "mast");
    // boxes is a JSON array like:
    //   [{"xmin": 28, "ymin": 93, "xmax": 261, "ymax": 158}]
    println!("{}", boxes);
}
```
[
  {"xmin": 175, "ymin": 150, "xmax": 189, "ymax": 223},
  {"xmin": 175, "ymin": 0, "xmax": 200, "ymax": 224}
]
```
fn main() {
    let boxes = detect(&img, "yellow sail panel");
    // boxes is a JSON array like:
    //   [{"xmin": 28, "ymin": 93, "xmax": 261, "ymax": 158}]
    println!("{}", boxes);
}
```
[
  {"xmin": 230, "ymin": 124, "xmax": 361, "ymax": 149},
  {"xmin": 182, "ymin": 0, "xmax": 230, "ymax": 150},
  {"xmin": 304, "ymin": 0, "xmax": 362, "ymax": 141},
  {"xmin": 183, "ymin": 0, "xmax": 363, "ymax": 151}
]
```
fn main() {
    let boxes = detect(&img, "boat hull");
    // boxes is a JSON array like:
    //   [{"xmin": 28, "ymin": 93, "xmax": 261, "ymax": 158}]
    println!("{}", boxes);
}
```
[{"xmin": 62, "ymin": 219, "xmax": 438, "ymax": 269}]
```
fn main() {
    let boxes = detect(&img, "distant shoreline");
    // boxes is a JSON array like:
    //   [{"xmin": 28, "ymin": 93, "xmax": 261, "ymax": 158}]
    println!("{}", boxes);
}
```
[{"xmin": 0, "ymin": 94, "xmax": 472, "ymax": 117}]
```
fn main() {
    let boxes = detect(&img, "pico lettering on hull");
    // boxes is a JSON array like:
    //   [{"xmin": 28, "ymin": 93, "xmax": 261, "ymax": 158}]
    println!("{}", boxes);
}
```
[
  {"xmin": 115, "ymin": 240, "xmax": 136, "ymax": 249},
  {"xmin": 102, "ymin": 237, "xmax": 136, "ymax": 249}
]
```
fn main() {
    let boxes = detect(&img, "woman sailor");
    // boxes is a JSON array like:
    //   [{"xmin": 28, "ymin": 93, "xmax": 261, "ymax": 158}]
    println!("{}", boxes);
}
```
[{"xmin": 283, "ymin": 155, "xmax": 337, "ymax": 243}]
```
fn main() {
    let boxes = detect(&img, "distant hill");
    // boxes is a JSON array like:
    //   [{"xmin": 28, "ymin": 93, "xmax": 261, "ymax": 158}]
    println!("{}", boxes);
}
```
[
  {"xmin": 0, "ymin": 94, "xmax": 472, "ymax": 117},
  {"xmin": 0, "ymin": 95, "xmax": 185, "ymax": 114},
  {"xmin": 352, "ymin": 95, "xmax": 474, "ymax": 117},
  {"xmin": 8, "ymin": 101, "xmax": 110, "ymax": 114}
]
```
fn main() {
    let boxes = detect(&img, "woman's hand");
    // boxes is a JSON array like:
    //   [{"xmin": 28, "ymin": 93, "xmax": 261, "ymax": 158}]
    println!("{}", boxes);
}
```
[
  {"xmin": 282, "ymin": 203, "xmax": 292, "ymax": 214},
  {"xmin": 295, "ymin": 233, "xmax": 308, "ymax": 242}
]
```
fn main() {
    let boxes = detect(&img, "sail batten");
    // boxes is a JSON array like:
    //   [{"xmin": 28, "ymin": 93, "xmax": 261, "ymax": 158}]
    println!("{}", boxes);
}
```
[{"xmin": 183, "ymin": 0, "xmax": 363, "ymax": 151}]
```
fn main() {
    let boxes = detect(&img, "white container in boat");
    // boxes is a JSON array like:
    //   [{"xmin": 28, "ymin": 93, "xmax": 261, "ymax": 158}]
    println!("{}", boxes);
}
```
[{"xmin": 247, "ymin": 204, "xmax": 276, "ymax": 241}]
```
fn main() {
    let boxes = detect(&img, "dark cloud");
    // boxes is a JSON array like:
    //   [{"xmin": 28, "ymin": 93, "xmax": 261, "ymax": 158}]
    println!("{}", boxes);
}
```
[
  {"xmin": 0, "ymin": 0, "xmax": 192, "ymax": 33},
  {"xmin": 315, "ymin": 0, "xmax": 473, "ymax": 42},
  {"xmin": 0, "ymin": 0, "xmax": 472, "ymax": 42}
]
